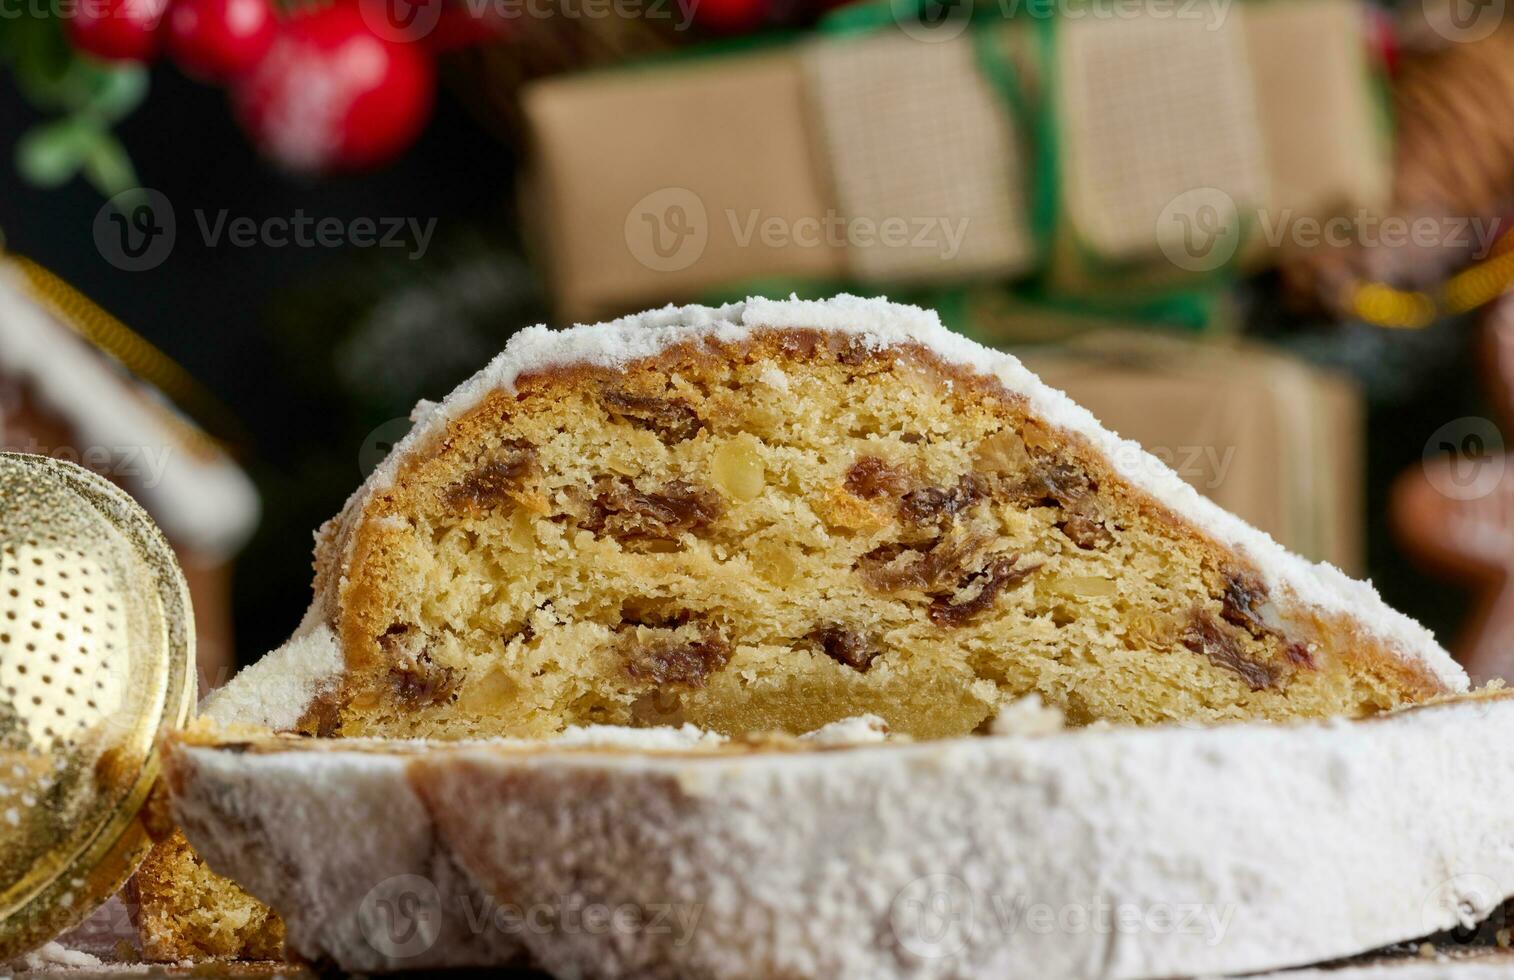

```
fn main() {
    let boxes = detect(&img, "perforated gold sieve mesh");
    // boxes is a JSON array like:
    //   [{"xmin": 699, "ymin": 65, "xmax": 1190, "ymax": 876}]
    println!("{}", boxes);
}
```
[{"xmin": 0, "ymin": 452, "xmax": 194, "ymax": 960}]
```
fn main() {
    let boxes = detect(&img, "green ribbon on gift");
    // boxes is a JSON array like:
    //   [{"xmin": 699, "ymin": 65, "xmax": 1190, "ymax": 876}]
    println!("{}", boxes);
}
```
[{"xmin": 972, "ymin": 17, "xmax": 1059, "ymax": 268}]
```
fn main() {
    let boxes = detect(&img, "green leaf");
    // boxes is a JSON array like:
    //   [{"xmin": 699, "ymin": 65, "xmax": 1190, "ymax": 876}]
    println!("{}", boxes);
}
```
[
  {"xmin": 83, "ymin": 65, "xmax": 148, "ymax": 121},
  {"xmin": 3, "ymin": 14, "xmax": 147, "ymax": 204},
  {"xmin": 11, "ymin": 17, "xmax": 78, "ymax": 110},
  {"xmin": 10, "ymin": 21, "xmax": 148, "ymax": 116},
  {"xmin": 82, "ymin": 133, "xmax": 140, "ymax": 199},
  {"xmin": 15, "ymin": 116, "xmax": 104, "ymax": 187}
]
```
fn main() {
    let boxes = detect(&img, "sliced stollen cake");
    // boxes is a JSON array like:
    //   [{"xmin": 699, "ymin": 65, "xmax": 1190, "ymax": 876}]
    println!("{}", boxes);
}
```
[
  {"xmin": 161, "ymin": 695, "xmax": 1514, "ymax": 978},
  {"xmin": 214, "ymin": 294, "xmax": 1462, "ymax": 737},
  {"xmin": 132, "ymin": 295, "xmax": 1468, "ymax": 960}
]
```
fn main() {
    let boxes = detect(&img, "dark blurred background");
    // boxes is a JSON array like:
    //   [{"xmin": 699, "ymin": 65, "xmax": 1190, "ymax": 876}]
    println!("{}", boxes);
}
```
[{"xmin": 1, "ymin": 66, "xmax": 545, "ymax": 668}]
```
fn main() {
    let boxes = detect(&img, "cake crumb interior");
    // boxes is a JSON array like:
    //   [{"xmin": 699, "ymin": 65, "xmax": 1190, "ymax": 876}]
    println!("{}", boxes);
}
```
[{"xmin": 335, "ymin": 334, "xmax": 1432, "ymax": 741}]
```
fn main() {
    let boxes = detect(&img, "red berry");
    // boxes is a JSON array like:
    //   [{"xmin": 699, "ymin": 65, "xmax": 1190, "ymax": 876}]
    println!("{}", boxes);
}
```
[
  {"xmin": 64, "ymin": 0, "xmax": 169, "ymax": 62},
  {"xmin": 232, "ymin": 5, "xmax": 436, "ymax": 172},
  {"xmin": 1366, "ymin": 6, "xmax": 1399, "ymax": 77},
  {"xmin": 687, "ymin": 0, "xmax": 768, "ymax": 33},
  {"xmin": 165, "ymin": 0, "xmax": 277, "ymax": 81},
  {"xmin": 423, "ymin": 2, "xmax": 510, "ymax": 53}
]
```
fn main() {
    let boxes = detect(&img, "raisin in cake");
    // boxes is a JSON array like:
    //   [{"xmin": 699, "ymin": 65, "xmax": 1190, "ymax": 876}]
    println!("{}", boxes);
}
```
[{"xmin": 134, "ymin": 294, "xmax": 1467, "ymax": 960}]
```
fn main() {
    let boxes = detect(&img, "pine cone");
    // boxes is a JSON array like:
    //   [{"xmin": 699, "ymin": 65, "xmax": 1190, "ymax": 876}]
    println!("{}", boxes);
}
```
[{"xmin": 1394, "ymin": 28, "xmax": 1514, "ymax": 216}]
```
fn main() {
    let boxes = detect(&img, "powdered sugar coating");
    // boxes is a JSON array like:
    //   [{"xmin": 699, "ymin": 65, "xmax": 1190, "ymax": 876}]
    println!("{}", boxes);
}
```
[
  {"xmin": 169, "ymin": 696, "xmax": 1514, "ymax": 978},
  {"xmin": 200, "ymin": 611, "xmax": 343, "ymax": 730},
  {"xmin": 357, "ymin": 294, "xmax": 1462, "ymax": 693}
]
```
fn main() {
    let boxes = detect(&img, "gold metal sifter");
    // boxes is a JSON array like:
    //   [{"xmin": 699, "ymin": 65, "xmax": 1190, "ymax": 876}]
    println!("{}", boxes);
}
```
[{"xmin": 0, "ymin": 452, "xmax": 194, "ymax": 960}]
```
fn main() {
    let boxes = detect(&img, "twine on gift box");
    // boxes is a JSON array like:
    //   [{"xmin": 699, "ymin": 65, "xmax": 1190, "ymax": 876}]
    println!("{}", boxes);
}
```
[
  {"xmin": 1347, "ymin": 228, "xmax": 1514, "ymax": 329},
  {"xmin": 1312, "ymin": 27, "xmax": 1514, "ymax": 328}
]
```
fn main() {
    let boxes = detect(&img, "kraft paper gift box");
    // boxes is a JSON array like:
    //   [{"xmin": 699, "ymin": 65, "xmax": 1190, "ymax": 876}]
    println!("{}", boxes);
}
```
[
  {"xmin": 520, "ymin": 0, "xmax": 1390, "ymax": 319},
  {"xmin": 1018, "ymin": 332, "xmax": 1364, "ymax": 574},
  {"xmin": 521, "ymin": 31, "xmax": 1036, "ymax": 322},
  {"xmin": 523, "ymin": 52, "xmax": 845, "ymax": 325},
  {"xmin": 801, "ymin": 29, "xmax": 1036, "ymax": 286},
  {"xmin": 1046, "ymin": 0, "xmax": 1391, "ymax": 295}
]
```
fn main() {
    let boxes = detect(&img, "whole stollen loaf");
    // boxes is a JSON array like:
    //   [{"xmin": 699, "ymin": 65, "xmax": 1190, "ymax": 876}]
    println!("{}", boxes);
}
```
[
  {"xmin": 135, "ymin": 294, "xmax": 1469, "ymax": 962},
  {"xmin": 163, "ymin": 696, "xmax": 1514, "ymax": 979}
]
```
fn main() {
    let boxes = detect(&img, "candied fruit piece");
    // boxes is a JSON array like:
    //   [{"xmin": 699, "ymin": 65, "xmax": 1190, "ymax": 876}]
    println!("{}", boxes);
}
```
[
  {"xmin": 844, "ymin": 456, "xmax": 913, "ymax": 499},
  {"xmin": 621, "ymin": 627, "xmax": 731, "ymax": 687},
  {"xmin": 808, "ymin": 626, "xmax": 881, "ymax": 673},
  {"xmin": 602, "ymin": 389, "xmax": 703, "ymax": 443},
  {"xmin": 1181, "ymin": 610, "xmax": 1280, "ymax": 691},
  {"xmin": 712, "ymin": 435, "xmax": 767, "ymax": 501},
  {"xmin": 929, "ymin": 555, "xmax": 1039, "ymax": 627}
]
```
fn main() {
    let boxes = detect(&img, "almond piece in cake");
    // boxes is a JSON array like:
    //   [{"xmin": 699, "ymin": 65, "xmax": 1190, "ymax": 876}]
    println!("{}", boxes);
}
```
[{"xmin": 134, "ymin": 295, "xmax": 1467, "ymax": 960}]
